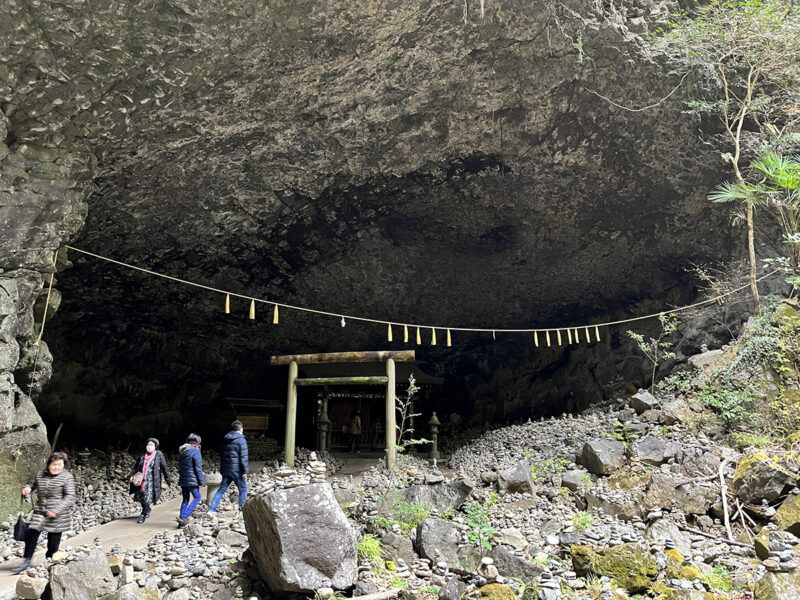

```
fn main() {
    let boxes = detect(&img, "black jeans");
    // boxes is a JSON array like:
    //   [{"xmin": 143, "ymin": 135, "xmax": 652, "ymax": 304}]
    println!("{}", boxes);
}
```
[
  {"xmin": 140, "ymin": 500, "xmax": 151, "ymax": 517},
  {"xmin": 24, "ymin": 529, "xmax": 62, "ymax": 560}
]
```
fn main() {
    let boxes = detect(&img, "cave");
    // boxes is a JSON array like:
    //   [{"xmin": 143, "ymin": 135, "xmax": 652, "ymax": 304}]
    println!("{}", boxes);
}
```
[{"xmin": 2, "ymin": 0, "xmax": 787, "ymax": 522}]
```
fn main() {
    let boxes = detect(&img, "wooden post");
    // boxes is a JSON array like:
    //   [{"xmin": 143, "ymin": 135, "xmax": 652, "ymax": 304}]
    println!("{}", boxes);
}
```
[
  {"xmin": 285, "ymin": 360, "xmax": 298, "ymax": 467},
  {"xmin": 385, "ymin": 358, "xmax": 396, "ymax": 469}
]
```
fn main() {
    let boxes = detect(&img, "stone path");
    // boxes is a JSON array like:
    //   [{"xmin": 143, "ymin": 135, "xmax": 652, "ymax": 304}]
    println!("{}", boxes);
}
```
[{"xmin": 0, "ymin": 490, "xmax": 197, "ymax": 593}]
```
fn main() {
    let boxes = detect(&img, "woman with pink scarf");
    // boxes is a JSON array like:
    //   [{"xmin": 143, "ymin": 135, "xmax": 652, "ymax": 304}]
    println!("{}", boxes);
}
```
[{"xmin": 129, "ymin": 437, "xmax": 171, "ymax": 523}]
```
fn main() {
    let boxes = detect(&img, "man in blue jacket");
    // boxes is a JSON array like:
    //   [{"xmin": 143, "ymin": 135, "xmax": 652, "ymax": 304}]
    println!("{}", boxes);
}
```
[
  {"xmin": 177, "ymin": 433, "xmax": 205, "ymax": 527},
  {"xmin": 207, "ymin": 420, "xmax": 249, "ymax": 517}
]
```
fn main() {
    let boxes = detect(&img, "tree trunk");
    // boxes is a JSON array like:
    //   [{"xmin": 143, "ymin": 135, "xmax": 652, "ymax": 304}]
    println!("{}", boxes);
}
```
[{"xmin": 747, "ymin": 202, "xmax": 761, "ymax": 315}]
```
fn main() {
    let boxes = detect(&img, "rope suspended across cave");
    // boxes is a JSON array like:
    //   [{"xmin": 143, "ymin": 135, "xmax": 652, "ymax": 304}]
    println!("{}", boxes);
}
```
[{"xmin": 63, "ymin": 245, "xmax": 779, "ymax": 348}]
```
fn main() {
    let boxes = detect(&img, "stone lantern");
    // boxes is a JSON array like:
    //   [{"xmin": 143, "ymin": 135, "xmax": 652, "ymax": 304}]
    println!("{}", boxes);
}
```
[
  {"xmin": 428, "ymin": 411, "xmax": 441, "ymax": 459},
  {"xmin": 317, "ymin": 408, "xmax": 331, "ymax": 452}
]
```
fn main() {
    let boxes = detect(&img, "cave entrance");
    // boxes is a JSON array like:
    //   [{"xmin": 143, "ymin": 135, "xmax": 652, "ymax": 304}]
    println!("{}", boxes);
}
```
[{"xmin": 270, "ymin": 350, "xmax": 442, "ymax": 468}]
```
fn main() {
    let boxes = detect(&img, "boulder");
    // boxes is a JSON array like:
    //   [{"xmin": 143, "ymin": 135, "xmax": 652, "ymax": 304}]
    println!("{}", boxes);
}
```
[
  {"xmin": 379, "ymin": 480, "xmax": 473, "ymax": 514},
  {"xmin": 439, "ymin": 578, "xmax": 467, "ymax": 600},
  {"xmin": 755, "ymin": 528, "xmax": 771, "ymax": 561},
  {"xmin": 49, "ymin": 548, "xmax": 117, "ymax": 600},
  {"xmin": 733, "ymin": 451, "xmax": 796, "ymax": 504},
  {"xmin": 755, "ymin": 570, "xmax": 800, "ymax": 600},
  {"xmin": 560, "ymin": 470, "xmax": 591, "ymax": 493},
  {"xmin": 380, "ymin": 531, "xmax": 415, "ymax": 564},
  {"xmin": 243, "ymin": 482, "xmax": 358, "ymax": 593},
  {"xmin": 688, "ymin": 349, "xmax": 725, "ymax": 370},
  {"xmin": 585, "ymin": 491, "xmax": 643, "ymax": 521},
  {"xmin": 659, "ymin": 399, "xmax": 692, "ymax": 425},
  {"xmin": 644, "ymin": 519, "xmax": 692, "ymax": 556},
  {"xmin": 497, "ymin": 461, "xmax": 535, "ymax": 496},
  {"xmin": 630, "ymin": 389, "xmax": 659, "ymax": 414},
  {"xmin": 634, "ymin": 436, "xmax": 681, "ymax": 466},
  {"xmin": 416, "ymin": 518, "xmax": 460, "ymax": 565},
  {"xmin": 490, "ymin": 545, "xmax": 544, "ymax": 581},
  {"xmin": 774, "ymin": 494, "xmax": 800, "ymax": 536},
  {"xmin": 580, "ymin": 439, "xmax": 625, "ymax": 475},
  {"xmin": 472, "ymin": 584, "xmax": 516, "ymax": 600},
  {"xmin": 497, "ymin": 527, "xmax": 527, "ymax": 550},
  {"xmin": 15, "ymin": 575, "xmax": 48, "ymax": 600},
  {"xmin": 643, "ymin": 471, "xmax": 716, "ymax": 515},
  {"xmin": 216, "ymin": 529, "xmax": 248, "ymax": 547},
  {"xmin": 570, "ymin": 543, "xmax": 657, "ymax": 593}
]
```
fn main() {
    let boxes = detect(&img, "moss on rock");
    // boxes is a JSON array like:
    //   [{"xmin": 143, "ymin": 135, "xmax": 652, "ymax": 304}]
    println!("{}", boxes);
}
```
[
  {"xmin": 733, "ymin": 450, "xmax": 796, "ymax": 504},
  {"xmin": 571, "ymin": 543, "xmax": 657, "ymax": 593},
  {"xmin": 474, "ymin": 584, "xmax": 517, "ymax": 600},
  {"xmin": 775, "ymin": 494, "xmax": 800, "ymax": 536}
]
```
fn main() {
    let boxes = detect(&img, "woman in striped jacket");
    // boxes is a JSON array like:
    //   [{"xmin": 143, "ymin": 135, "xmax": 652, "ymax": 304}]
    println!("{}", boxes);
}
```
[{"xmin": 13, "ymin": 451, "xmax": 75, "ymax": 574}]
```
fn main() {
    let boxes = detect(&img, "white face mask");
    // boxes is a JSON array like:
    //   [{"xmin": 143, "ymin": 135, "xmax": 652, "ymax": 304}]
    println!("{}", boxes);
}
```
[{"xmin": 146, "ymin": 445, "xmax": 155, "ymax": 453}]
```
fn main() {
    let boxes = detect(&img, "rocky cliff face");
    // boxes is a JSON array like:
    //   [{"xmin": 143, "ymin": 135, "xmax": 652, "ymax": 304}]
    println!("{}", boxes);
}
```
[
  {"xmin": 0, "ymin": 106, "xmax": 92, "ymax": 515},
  {"xmin": 1, "ymin": 0, "xmax": 753, "ymax": 449}
]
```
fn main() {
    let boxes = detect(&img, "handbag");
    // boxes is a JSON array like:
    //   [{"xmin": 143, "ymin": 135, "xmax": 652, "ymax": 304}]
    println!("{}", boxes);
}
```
[
  {"xmin": 13, "ymin": 500, "xmax": 29, "ymax": 542},
  {"xmin": 131, "ymin": 472, "xmax": 144, "ymax": 487}
]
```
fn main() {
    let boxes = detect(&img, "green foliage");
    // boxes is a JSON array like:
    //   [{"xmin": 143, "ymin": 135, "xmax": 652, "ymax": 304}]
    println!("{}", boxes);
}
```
[
  {"xmin": 358, "ymin": 534, "xmax": 385, "ymax": 569},
  {"xmin": 374, "ymin": 495, "xmax": 430, "ymax": 535},
  {"xmin": 487, "ymin": 491, "xmax": 500, "ymax": 507},
  {"xmin": 627, "ymin": 313, "xmax": 678, "ymax": 394},
  {"xmin": 578, "ymin": 474, "xmax": 595, "ymax": 493},
  {"xmin": 389, "ymin": 577, "xmax": 410, "ymax": 589},
  {"xmin": 697, "ymin": 384, "xmax": 758, "ymax": 429},
  {"xmin": 654, "ymin": 370, "xmax": 695, "ymax": 397},
  {"xmin": 572, "ymin": 511, "xmax": 594, "ymax": 531},
  {"xmin": 530, "ymin": 458, "xmax": 569, "ymax": 483},
  {"xmin": 701, "ymin": 564, "xmax": 734, "ymax": 592},
  {"xmin": 420, "ymin": 587, "xmax": 440, "ymax": 595},
  {"xmin": 659, "ymin": 0, "xmax": 800, "ymax": 314},
  {"xmin": 395, "ymin": 375, "xmax": 430, "ymax": 453},
  {"xmin": 613, "ymin": 421, "xmax": 638, "ymax": 444},
  {"xmin": 712, "ymin": 152, "xmax": 800, "ymax": 278},
  {"xmin": 730, "ymin": 432, "xmax": 772, "ymax": 451},
  {"xmin": 463, "ymin": 501, "xmax": 496, "ymax": 550}
]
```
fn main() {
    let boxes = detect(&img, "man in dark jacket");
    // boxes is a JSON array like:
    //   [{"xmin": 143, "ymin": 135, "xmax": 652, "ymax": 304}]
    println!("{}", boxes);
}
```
[
  {"xmin": 177, "ymin": 433, "xmax": 205, "ymax": 527},
  {"xmin": 207, "ymin": 420, "xmax": 249, "ymax": 516}
]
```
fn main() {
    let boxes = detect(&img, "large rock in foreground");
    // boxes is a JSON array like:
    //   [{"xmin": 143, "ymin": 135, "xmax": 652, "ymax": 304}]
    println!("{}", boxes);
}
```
[
  {"xmin": 49, "ymin": 548, "xmax": 116, "ymax": 600},
  {"xmin": 243, "ymin": 482, "xmax": 358, "ymax": 594}
]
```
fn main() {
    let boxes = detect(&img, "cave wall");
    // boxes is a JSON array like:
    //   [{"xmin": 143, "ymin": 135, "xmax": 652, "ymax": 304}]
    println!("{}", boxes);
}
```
[
  {"xmin": 0, "ymin": 106, "xmax": 94, "ymax": 516},
  {"xmin": 0, "ymin": 0, "xmax": 762, "ymax": 456}
]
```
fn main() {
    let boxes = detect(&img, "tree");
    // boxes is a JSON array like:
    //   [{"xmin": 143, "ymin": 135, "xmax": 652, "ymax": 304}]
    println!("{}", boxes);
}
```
[
  {"xmin": 711, "ymin": 151, "xmax": 800, "ymax": 286},
  {"xmin": 659, "ymin": 0, "xmax": 800, "ymax": 315},
  {"xmin": 627, "ymin": 313, "xmax": 679, "ymax": 395}
]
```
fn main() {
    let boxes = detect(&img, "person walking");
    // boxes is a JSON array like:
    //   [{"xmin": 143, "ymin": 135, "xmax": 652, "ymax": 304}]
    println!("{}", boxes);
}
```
[
  {"xmin": 13, "ymin": 452, "xmax": 75, "ymax": 574},
  {"xmin": 129, "ymin": 437, "xmax": 171, "ymax": 524},
  {"xmin": 350, "ymin": 409, "xmax": 362, "ymax": 453},
  {"xmin": 177, "ymin": 433, "xmax": 205, "ymax": 527},
  {"xmin": 207, "ymin": 420, "xmax": 248, "ymax": 517}
]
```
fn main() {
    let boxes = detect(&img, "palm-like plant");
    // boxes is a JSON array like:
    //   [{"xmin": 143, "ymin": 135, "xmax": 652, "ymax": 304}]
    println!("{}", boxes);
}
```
[
  {"xmin": 752, "ymin": 153, "xmax": 800, "ymax": 278},
  {"xmin": 710, "ymin": 152, "xmax": 800, "ymax": 302}
]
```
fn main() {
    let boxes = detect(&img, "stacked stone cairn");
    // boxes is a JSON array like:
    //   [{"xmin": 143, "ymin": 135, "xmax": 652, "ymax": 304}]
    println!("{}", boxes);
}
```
[{"xmin": 306, "ymin": 452, "xmax": 327, "ymax": 482}]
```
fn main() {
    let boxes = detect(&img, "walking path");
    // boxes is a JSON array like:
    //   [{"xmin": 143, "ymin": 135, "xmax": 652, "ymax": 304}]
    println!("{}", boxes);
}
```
[{"xmin": 0, "ymin": 456, "xmax": 386, "ymax": 593}]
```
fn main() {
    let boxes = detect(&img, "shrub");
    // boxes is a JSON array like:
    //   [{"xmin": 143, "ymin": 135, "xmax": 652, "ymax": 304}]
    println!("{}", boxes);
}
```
[
  {"xmin": 358, "ymin": 534, "xmax": 385, "ymax": 569},
  {"xmin": 572, "ymin": 511, "xmax": 593, "ymax": 531},
  {"xmin": 697, "ymin": 385, "xmax": 758, "ymax": 429}
]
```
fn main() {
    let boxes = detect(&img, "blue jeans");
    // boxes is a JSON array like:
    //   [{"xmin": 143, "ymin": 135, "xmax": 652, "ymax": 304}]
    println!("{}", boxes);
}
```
[
  {"xmin": 180, "ymin": 486, "xmax": 202, "ymax": 519},
  {"xmin": 208, "ymin": 474, "xmax": 247, "ymax": 511}
]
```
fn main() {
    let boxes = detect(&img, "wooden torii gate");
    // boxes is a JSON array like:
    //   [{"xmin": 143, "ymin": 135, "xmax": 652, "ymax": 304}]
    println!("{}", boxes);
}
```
[{"xmin": 270, "ymin": 350, "xmax": 416, "ymax": 469}]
